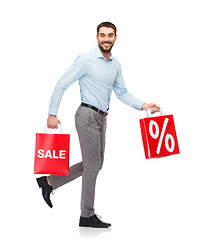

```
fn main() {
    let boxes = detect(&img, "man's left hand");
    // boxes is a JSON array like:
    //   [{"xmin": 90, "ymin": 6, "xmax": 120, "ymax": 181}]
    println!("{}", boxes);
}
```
[{"xmin": 141, "ymin": 103, "xmax": 160, "ymax": 113}]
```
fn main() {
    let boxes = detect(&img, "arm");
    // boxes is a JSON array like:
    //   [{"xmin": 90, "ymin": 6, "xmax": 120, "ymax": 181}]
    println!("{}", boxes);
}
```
[
  {"xmin": 47, "ymin": 55, "xmax": 87, "ymax": 128},
  {"xmin": 113, "ymin": 63, "xmax": 160, "ymax": 113}
]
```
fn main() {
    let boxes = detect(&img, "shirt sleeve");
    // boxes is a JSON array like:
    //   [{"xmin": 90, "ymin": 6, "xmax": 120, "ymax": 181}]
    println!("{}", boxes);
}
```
[
  {"xmin": 113, "ymin": 62, "xmax": 144, "ymax": 111},
  {"xmin": 48, "ymin": 55, "xmax": 87, "ymax": 116}
]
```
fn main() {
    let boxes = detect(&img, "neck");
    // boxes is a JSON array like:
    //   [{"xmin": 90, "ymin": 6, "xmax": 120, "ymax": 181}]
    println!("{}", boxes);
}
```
[{"xmin": 99, "ymin": 47, "xmax": 110, "ymax": 61}]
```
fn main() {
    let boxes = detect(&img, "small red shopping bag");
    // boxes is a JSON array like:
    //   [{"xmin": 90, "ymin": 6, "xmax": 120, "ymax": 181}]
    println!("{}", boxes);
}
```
[
  {"xmin": 139, "ymin": 112, "xmax": 180, "ymax": 159},
  {"xmin": 34, "ymin": 132, "xmax": 70, "ymax": 175}
]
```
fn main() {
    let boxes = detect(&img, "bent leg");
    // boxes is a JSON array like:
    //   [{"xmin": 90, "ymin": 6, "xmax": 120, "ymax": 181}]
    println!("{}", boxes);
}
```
[{"xmin": 48, "ymin": 162, "xmax": 83, "ymax": 189}]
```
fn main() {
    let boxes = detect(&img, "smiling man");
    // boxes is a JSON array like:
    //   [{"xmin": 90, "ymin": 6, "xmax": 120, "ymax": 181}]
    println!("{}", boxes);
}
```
[
  {"xmin": 97, "ymin": 24, "xmax": 116, "ymax": 59},
  {"xmin": 36, "ymin": 22, "xmax": 160, "ymax": 228}
]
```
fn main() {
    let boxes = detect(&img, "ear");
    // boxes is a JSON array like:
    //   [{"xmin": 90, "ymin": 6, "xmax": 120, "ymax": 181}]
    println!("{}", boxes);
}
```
[
  {"xmin": 114, "ymin": 35, "xmax": 117, "ymax": 42},
  {"xmin": 96, "ymin": 35, "xmax": 98, "ymax": 41}
]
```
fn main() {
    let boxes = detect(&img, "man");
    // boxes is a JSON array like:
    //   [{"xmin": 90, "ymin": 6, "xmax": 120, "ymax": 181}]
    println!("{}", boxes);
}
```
[{"xmin": 36, "ymin": 22, "xmax": 160, "ymax": 228}]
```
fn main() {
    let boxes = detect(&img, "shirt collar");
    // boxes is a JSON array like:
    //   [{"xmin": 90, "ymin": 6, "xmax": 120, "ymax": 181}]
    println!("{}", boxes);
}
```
[{"xmin": 95, "ymin": 45, "xmax": 113, "ymax": 61}]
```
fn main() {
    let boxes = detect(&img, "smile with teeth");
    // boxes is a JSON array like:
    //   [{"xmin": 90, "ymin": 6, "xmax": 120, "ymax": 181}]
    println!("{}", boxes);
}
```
[{"xmin": 103, "ymin": 42, "xmax": 111, "ymax": 47}]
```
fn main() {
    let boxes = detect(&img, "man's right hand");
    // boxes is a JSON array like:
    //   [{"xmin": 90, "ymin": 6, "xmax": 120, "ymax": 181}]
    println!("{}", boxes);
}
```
[{"xmin": 47, "ymin": 115, "xmax": 61, "ymax": 129}]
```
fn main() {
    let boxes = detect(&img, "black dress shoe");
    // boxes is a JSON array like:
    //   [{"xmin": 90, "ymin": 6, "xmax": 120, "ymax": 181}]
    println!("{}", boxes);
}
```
[
  {"xmin": 36, "ymin": 176, "xmax": 53, "ymax": 208},
  {"xmin": 79, "ymin": 215, "xmax": 111, "ymax": 228}
]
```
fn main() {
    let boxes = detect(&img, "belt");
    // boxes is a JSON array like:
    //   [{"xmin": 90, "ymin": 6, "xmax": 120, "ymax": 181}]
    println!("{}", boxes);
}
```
[{"xmin": 81, "ymin": 103, "xmax": 108, "ymax": 117}]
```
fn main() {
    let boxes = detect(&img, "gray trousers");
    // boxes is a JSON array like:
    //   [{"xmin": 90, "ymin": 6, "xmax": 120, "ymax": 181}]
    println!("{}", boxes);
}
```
[{"xmin": 48, "ymin": 105, "xmax": 107, "ymax": 217}]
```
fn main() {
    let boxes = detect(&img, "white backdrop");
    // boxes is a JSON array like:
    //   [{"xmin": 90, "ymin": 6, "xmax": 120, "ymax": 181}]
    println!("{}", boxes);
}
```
[{"xmin": 1, "ymin": 0, "xmax": 222, "ymax": 239}]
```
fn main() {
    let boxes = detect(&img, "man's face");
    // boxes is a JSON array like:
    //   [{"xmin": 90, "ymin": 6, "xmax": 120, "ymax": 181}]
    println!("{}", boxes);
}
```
[{"xmin": 97, "ymin": 27, "xmax": 117, "ymax": 53}]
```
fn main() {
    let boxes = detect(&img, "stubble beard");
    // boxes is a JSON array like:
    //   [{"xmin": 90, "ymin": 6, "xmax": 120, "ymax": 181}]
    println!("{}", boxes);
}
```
[{"xmin": 98, "ymin": 42, "xmax": 114, "ymax": 54}]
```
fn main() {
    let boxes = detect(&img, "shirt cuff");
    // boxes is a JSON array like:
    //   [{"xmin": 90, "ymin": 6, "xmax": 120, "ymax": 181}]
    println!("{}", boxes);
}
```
[
  {"xmin": 136, "ymin": 100, "xmax": 145, "ymax": 111},
  {"xmin": 48, "ymin": 105, "xmax": 58, "ymax": 116}
]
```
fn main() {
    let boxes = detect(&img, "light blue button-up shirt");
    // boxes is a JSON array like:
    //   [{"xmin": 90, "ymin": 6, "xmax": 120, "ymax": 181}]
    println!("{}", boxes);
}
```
[{"xmin": 48, "ymin": 46, "xmax": 144, "ymax": 115}]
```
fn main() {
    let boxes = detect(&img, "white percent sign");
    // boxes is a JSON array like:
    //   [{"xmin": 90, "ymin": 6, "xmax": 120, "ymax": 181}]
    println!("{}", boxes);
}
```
[{"xmin": 149, "ymin": 118, "xmax": 175, "ymax": 154}]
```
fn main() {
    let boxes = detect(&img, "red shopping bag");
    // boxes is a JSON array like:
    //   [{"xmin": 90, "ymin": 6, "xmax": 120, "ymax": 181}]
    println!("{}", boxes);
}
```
[
  {"xmin": 34, "ymin": 129, "xmax": 70, "ymax": 175},
  {"xmin": 139, "ymin": 111, "xmax": 179, "ymax": 159}
]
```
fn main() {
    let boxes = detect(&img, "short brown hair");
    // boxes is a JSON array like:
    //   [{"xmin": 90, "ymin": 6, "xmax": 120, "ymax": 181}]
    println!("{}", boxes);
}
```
[{"xmin": 97, "ymin": 22, "xmax": 117, "ymax": 36}]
